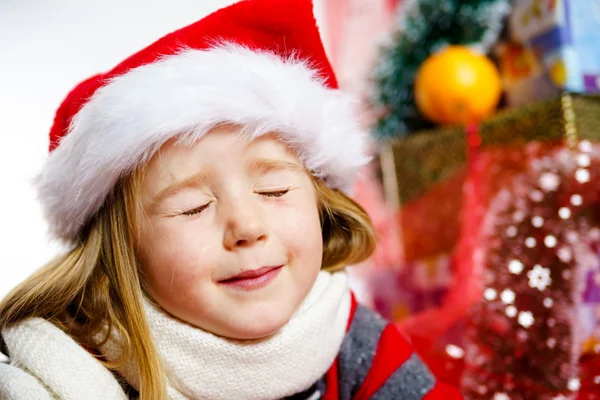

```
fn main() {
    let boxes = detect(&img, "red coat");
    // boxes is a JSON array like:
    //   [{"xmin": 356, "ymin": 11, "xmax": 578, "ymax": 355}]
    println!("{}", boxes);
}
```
[{"xmin": 318, "ymin": 295, "xmax": 462, "ymax": 400}]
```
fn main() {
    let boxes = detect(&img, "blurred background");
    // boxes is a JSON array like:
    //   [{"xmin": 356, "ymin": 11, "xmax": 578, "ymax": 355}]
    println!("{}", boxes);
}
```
[{"xmin": 2, "ymin": 0, "xmax": 600, "ymax": 397}]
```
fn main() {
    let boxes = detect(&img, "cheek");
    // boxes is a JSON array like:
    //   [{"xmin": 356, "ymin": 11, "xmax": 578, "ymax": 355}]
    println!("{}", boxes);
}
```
[
  {"xmin": 275, "ymin": 196, "xmax": 323, "ymax": 264},
  {"xmin": 138, "ymin": 223, "xmax": 216, "ymax": 295},
  {"xmin": 287, "ymin": 216, "xmax": 322, "ymax": 254}
]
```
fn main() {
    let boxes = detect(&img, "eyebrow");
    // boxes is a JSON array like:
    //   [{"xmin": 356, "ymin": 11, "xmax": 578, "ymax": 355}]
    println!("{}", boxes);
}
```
[
  {"xmin": 150, "ymin": 159, "xmax": 305, "ymax": 206},
  {"xmin": 247, "ymin": 158, "xmax": 305, "ymax": 175},
  {"xmin": 151, "ymin": 170, "xmax": 211, "ymax": 207}
]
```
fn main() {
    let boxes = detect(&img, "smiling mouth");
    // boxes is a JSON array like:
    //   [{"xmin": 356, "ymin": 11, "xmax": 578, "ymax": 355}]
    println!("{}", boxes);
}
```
[{"xmin": 218, "ymin": 265, "xmax": 283, "ymax": 290}]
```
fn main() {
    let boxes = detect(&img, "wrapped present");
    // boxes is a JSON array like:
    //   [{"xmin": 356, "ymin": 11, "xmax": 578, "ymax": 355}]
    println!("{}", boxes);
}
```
[
  {"xmin": 460, "ymin": 137, "xmax": 600, "ymax": 398},
  {"xmin": 377, "ymin": 94, "xmax": 600, "ymax": 396},
  {"xmin": 499, "ymin": 0, "xmax": 600, "ymax": 106}
]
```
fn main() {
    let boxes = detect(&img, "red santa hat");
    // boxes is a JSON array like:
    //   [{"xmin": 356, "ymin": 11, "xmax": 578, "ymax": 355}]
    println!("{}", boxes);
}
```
[{"xmin": 36, "ymin": 0, "xmax": 370, "ymax": 243}]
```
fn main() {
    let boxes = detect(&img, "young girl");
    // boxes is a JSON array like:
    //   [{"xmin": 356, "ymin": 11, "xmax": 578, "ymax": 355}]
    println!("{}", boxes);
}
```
[{"xmin": 0, "ymin": 0, "xmax": 460, "ymax": 398}]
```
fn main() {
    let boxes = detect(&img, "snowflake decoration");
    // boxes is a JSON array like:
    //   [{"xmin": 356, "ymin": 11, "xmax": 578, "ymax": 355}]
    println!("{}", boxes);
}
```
[
  {"xmin": 513, "ymin": 210, "xmax": 525, "ymax": 222},
  {"xmin": 557, "ymin": 247, "xmax": 572, "ymax": 262},
  {"xmin": 544, "ymin": 235, "xmax": 557, "ymax": 248},
  {"xmin": 530, "ymin": 190, "xmax": 544, "ymax": 202},
  {"xmin": 539, "ymin": 172, "xmax": 560, "ymax": 191},
  {"xmin": 525, "ymin": 237, "xmax": 537, "ymax": 248},
  {"xmin": 568, "ymin": 378, "xmax": 581, "ymax": 391},
  {"xmin": 508, "ymin": 260, "xmax": 524, "ymax": 274},
  {"xmin": 518, "ymin": 311, "xmax": 535, "ymax": 328},
  {"xmin": 500, "ymin": 289, "xmax": 515, "ymax": 304},
  {"xmin": 531, "ymin": 216, "xmax": 544, "ymax": 227},
  {"xmin": 445, "ymin": 344, "xmax": 465, "ymax": 359},
  {"xmin": 577, "ymin": 153, "xmax": 591, "ymax": 167},
  {"xmin": 528, "ymin": 264, "xmax": 552, "ymax": 291},
  {"xmin": 484, "ymin": 288, "xmax": 497, "ymax": 301},
  {"xmin": 576, "ymin": 168, "xmax": 590, "ymax": 183},
  {"xmin": 571, "ymin": 194, "xmax": 583, "ymax": 206},
  {"xmin": 506, "ymin": 306, "xmax": 517, "ymax": 318},
  {"xmin": 558, "ymin": 207, "xmax": 571, "ymax": 219}
]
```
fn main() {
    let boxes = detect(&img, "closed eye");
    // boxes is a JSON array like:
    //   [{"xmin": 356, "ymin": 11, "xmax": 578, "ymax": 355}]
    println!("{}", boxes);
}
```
[
  {"xmin": 257, "ymin": 189, "xmax": 289, "ymax": 198},
  {"xmin": 181, "ymin": 203, "xmax": 211, "ymax": 216}
]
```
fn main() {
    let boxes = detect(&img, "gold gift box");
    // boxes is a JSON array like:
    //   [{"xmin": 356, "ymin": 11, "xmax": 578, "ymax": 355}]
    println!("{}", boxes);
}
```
[{"xmin": 378, "ymin": 94, "xmax": 600, "ymax": 262}]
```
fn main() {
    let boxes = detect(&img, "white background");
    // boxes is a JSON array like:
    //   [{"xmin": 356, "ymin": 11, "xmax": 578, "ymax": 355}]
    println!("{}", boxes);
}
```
[{"xmin": 0, "ymin": 0, "xmax": 330, "ymax": 299}]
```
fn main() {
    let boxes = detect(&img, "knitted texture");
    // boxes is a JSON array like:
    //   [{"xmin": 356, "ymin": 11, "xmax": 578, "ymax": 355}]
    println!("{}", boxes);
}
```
[
  {"xmin": 0, "ymin": 271, "xmax": 350, "ymax": 399},
  {"xmin": 103, "ymin": 271, "xmax": 351, "ymax": 399},
  {"xmin": 1, "ymin": 319, "xmax": 128, "ymax": 399},
  {"xmin": 0, "ymin": 363, "xmax": 54, "ymax": 400}
]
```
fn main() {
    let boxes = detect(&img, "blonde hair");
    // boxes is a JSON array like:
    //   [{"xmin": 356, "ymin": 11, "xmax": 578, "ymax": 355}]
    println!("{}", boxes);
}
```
[{"xmin": 0, "ymin": 169, "xmax": 376, "ymax": 399}]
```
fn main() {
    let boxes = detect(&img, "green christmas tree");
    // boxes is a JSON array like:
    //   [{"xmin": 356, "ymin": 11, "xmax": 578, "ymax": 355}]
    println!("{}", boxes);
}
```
[{"xmin": 371, "ymin": 0, "xmax": 512, "ymax": 139}]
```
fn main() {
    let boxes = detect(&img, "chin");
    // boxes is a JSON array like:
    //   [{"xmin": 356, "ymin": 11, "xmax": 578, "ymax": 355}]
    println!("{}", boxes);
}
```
[{"xmin": 228, "ymin": 309, "xmax": 291, "ymax": 340}]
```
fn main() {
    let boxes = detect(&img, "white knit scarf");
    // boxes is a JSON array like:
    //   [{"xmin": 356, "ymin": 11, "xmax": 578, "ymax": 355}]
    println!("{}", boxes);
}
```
[{"xmin": 105, "ymin": 271, "xmax": 351, "ymax": 400}]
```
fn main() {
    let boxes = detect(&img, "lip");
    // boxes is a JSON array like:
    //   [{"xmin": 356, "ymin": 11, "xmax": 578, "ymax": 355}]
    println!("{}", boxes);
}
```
[{"xmin": 218, "ymin": 265, "xmax": 283, "ymax": 290}]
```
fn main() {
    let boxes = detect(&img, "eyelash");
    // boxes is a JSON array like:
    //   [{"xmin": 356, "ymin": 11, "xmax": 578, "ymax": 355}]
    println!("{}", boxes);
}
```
[
  {"xmin": 180, "ymin": 190, "xmax": 289, "ymax": 216},
  {"xmin": 181, "ymin": 203, "xmax": 211, "ymax": 216},
  {"xmin": 257, "ymin": 189, "xmax": 290, "ymax": 198}
]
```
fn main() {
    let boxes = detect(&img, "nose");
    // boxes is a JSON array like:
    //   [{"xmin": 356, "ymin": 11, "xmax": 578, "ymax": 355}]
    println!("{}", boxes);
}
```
[{"xmin": 222, "ymin": 198, "xmax": 268, "ymax": 250}]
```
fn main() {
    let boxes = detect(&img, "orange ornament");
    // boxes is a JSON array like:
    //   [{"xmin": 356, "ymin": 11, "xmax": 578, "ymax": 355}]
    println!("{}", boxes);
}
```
[{"xmin": 414, "ymin": 45, "xmax": 502, "ymax": 125}]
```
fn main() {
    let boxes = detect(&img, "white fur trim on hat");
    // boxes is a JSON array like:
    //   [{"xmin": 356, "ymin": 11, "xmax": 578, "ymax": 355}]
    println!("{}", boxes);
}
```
[{"xmin": 36, "ymin": 44, "xmax": 370, "ymax": 242}]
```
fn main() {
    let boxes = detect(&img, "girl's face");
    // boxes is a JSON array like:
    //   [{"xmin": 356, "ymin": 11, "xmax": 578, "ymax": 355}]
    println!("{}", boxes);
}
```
[{"xmin": 137, "ymin": 126, "xmax": 323, "ymax": 340}]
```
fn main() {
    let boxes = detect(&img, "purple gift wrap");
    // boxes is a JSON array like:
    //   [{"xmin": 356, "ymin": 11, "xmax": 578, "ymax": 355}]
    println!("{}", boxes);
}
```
[{"xmin": 501, "ymin": 0, "xmax": 600, "ymax": 106}]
